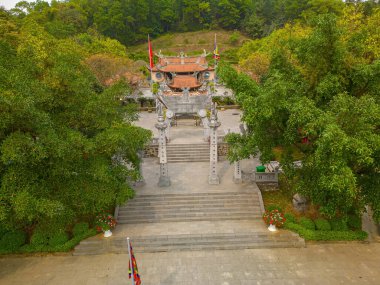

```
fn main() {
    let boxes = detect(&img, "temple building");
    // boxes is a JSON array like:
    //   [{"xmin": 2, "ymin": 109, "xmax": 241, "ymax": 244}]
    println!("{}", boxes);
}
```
[{"xmin": 150, "ymin": 51, "xmax": 215, "ymax": 115}]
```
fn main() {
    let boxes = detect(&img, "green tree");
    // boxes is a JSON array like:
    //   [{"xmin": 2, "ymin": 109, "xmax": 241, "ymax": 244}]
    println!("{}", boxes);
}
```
[
  {"xmin": 220, "ymin": 12, "xmax": 380, "ymax": 220},
  {"xmin": 0, "ymin": 16, "xmax": 151, "ymax": 231}
]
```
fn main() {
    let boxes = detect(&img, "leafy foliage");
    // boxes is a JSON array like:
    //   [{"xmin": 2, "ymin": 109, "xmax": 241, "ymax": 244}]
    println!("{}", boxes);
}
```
[
  {"xmin": 299, "ymin": 217, "xmax": 315, "ymax": 230},
  {"xmin": 220, "ymin": 7, "xmax": 380, "ymax": 221},
  {"xmin": 314, "ymin": 218, "xmax": 332, "ymax": 231},
  {"xmin": 285, "ymin": 222, "xmax": 367, "ymax": 241},
  {"xmin": 0, "ymin": 14, "xmax": 151, "ymax": 234}
]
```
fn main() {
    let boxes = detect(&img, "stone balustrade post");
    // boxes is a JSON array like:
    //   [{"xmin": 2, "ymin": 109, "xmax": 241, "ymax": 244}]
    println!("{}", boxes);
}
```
[{"xmin": 155, "ymin": 103, "xmax": 170, "ymax": 187}]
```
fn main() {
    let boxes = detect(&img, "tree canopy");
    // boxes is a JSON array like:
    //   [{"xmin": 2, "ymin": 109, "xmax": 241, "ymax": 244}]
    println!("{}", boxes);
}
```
[
  {"xmin": 219, "ymin": 4, "xmax": 380, "ymax": 220},
  {"xmin": 0, "ymin": 10, "xmax": 151, "ymax": 231},
  {"xmin": 5, "ymin": 0, "xmax": 379, "ymax": 45}
]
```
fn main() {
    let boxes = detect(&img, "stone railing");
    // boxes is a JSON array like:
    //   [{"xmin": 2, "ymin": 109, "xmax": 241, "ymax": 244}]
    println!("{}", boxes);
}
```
[
  {"xmin": 242, "ymin": 170, "xmax": 279, "ymax": 185},
  {"xmin": 143, "ymin": 140, "xmax": 229, "ymax": 158},
  {"xmin": 143, "ymin": 141, "xmax": 158, "ymax": 158},
  {"xmin": 255, "ymin": 172, "xmax": 278, "ymax": 183}
]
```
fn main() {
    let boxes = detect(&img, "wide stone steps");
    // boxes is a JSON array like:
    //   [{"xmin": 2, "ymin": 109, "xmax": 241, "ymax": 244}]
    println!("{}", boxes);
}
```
[
  {"xmin": 117, "ymin": 192, "xmax": 262, "ymax": 224},
  {"xmin": 73, "ymin": 232, "xmax": 305, "ymax": 255},
  {"xmin": 166, "ymin": 143, "xmax": 209, "ymax": 163}
]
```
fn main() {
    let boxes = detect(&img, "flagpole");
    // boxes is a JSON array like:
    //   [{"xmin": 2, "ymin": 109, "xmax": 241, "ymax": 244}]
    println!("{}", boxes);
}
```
[
  {"xmin": 127, "ymin": 237, "xmax": 135, "ymax": 285},
  {"xmin": 148, "ymin": 34, "xmax": 157, "ymax": 111},
  {"xmin": 214, "ymin": 33, "xmax": 217, "ymax": 95}
]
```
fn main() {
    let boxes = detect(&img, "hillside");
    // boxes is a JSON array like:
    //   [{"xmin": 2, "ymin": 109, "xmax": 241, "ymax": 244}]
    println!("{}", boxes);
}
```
[{"xmin": 127, "ymin": 30, "xmax": 250, "ymax": 59}]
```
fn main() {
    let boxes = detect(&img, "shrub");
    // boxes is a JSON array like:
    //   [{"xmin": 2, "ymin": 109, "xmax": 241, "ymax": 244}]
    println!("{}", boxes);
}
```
[
  {"xmin": 229, "ymin": 32, "xmax": 240, "ymax": 45},
  {"xmin": 299, "ymin": 217, "xmax": 315, "ymax": 230},
  {"xmin": 0, "ymin": 231, "xmax": 26, "ymax": 251},
  {"xmin": 30, "ymin": 229, "xmax": 49, "ymax": 246},
  {"xmin": 348, "ymin": 214, "xmax": 362, "ymax": 230},
  {"xmin": 266, "ymin": 205, "xmax": 283, "ymax": 212},
  {"xmin": 198, "ymin": 39, "xmax": 206, "ymax": 44},
  {"xmin": 48, "ymin": 231, "xmax": 69, "ymax": 247},
  {"xmin": 0, "ymin": 224, "xmax": 8, "ymax": 238},
  {"xmin": 73, "ymin": 222, "xmax": 90, "ymax": 237},
  {"xmin": 285, "ymin": 222, "xmax": 367, "ymax": 241},
  {"xmin": 284, "ymin": 213, "xmax": 296, "ymax": 224},
  {"xmin": 330, "ymin": 218, "xmax": 349, "ymax": 231},
  {"xmin": 314, "ymin": 218, "xmax": 331, "ymax": 231}
]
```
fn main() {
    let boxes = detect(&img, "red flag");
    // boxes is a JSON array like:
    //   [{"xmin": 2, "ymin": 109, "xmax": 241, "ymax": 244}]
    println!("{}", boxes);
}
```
[
  {"xmin": 128, "ymin": 243, "xmax": 141, "ymax": 285},
  {"xmin": 148, "ymin": 35, "xmax": 154, "ymax": 69}
]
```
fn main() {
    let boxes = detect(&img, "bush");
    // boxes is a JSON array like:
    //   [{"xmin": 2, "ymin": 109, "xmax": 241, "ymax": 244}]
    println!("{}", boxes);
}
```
[
  {"xmin": 284, "ymin": 213, "xmax": 296, "ymax": 224},
  {"xmin": 330, "ymin": 218, "xmax": 349, "ymax": 231},
  {"xmin": 0, "ymin": 224, "xmax": 8, "ymax": 238},
  {"xmin": 30, "ymin": 229, "xmax": 49, "ymax": 246},
  {"xmin": 0, "ymin": 231, "xmax": 26, "ymax": 251},
  {"xmin": 73, "ymin": 222, "xmax": 90, "ymax": 237},
  {"xmin": 266, "ymin": 205, "xmax": 283, "ymax": 212},
  {"xmin": 314, "ymin": 218, "xmax": 331, "ymax": 231},
  {"xmin": 299, "ymin": 217, "xmax": 315, "ymax": 230},
  {"xmin": 285, "ymin": 222, "xmax": 367, "ymax": 241},
  {"xmin": 48, "ymin": 231, "xmax": 69, "ymax": 247},
  {"xmin": 348, "ymin": 215, "xmax": 362, "ymax": 230},
  {"xmin": 229, "ymin": 32, "xmax": 240, "ymax": 46}
]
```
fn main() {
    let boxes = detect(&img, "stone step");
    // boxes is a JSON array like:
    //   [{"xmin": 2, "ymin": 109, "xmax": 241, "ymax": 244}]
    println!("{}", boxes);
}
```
[
  {"xmin": 167, "ymin": 145, "xmax": 209, "ymax": 149},
  {"xmin": 166, "ymin": 154, "xmax": 210, "ymax": 158},
  {"xmin": 126, "ymin": 193, "xmax": 259, "ymax": 201},
  {"xmin": 130, "ymin": 192, "xmax": 258, "ymax": 198},
  {"xmin": 117, "ymin": 214, "xmax": 262, "ymax": 224},
  {"xmin": 167, "ymin": 158, "xmax": 209, "ymax": 163},
  {"xmin": 120, "ymin": 202, "xmax": 260, "ymax": 210},
  {"xmin": 118, "ymin": 209, "xmax": 260, "ymax": 215},
  {"xmin": 166, "ymin": 151, "xmax": 210, "ymax": 155},
  {"xmin": 74, "ymin": 232, "xmax": 305, "ymax": 255},
  {"xmin": 122, "ymin": 203, "xmax": 260, "ymax": 209}
]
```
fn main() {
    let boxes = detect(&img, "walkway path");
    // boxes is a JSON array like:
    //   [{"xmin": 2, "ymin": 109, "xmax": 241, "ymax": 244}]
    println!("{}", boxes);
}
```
[{"xmin": 1, "ymin": 243, "xmax": 380, "ymax": 284}]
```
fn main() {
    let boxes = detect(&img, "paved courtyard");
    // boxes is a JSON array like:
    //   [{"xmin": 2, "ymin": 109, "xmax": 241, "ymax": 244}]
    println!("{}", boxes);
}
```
[{"xmin": 1, "ymin": 243, "xmax": 380, "ymax": 285}]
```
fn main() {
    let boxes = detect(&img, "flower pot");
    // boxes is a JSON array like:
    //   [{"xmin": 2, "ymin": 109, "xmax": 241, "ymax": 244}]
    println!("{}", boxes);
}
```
[
  {"xmin": 268, "ymin": 224, "xmax": 277, "ymax": 232},
  {"xmin": 103, "ymin": 230, "xmax": 112, "ymax": 237}
]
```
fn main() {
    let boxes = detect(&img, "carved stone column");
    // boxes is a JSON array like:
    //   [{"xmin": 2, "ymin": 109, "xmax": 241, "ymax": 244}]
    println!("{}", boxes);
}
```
[
  {"xmin": 198, "ymin": 109, "xmax": 210, "ymax": 142},
  {"xmin": 155, "ymin": 103, "xmax": 170, "ymax": 187},
  {"xmin": 233, "ymin": 160, "xmax": 242, "ymax": 184},
  {"xmin": 208, "ymin": 105, "xmax": 221, "ymax": 185}
]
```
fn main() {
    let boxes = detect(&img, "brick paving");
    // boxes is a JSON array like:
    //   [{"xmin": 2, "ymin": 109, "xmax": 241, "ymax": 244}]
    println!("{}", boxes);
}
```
[{"xmin": 1, "ymin": 243, "xmax": 380, "ymax": 284}]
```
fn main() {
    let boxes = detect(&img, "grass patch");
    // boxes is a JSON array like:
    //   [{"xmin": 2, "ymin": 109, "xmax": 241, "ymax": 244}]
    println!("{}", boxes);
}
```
[
  {"xmin": 128, "ymin": 30, "xmax": 249, "ymax": 56},
  {"xmin": 285, "ymin": 222, "xmax": 367, "ymax": 241}
]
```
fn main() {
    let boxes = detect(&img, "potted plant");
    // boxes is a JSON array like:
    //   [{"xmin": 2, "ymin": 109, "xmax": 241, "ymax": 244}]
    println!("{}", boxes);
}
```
[
  {"xmin": 263, "ymin": 209, "xmax": 286, "ymax": 232},
  {"xmin": 95, "ymin": 213, "xmax": 117, "ymax": 237}
]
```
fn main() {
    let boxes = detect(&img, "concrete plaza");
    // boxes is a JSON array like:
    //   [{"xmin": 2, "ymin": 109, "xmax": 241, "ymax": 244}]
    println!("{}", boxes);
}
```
[{"xmin": 1, "ymin": 243, "xmax": 380, "ymax": 284}]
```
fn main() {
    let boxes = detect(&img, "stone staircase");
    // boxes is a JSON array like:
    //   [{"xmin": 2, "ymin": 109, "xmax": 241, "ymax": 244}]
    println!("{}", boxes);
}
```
[
  {"xmin": 74, "ymin": 192, "xmax": 305, "ymax": 255},
  {"xmin": 117, "ymin": 192, "xmax": 261, "ymax": 224},
  {"xmin": 166, "ymin": 143, "xmax": 209, "ymax": 163},
  {"xmin": 74, "ymin": 232, "xmax": 305, "ymax": 255}
]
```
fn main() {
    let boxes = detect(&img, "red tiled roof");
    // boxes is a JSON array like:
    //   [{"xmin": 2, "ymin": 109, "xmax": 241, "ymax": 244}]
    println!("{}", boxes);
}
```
[
  {"xmin": 159, "ymin": 57, "xmax": 207, "ymax": 65},
  {"xmin": 159, "ymin": 64, "xmax": 207, "ymax": 73},
  {"xmin": 168, "ymin": 76, "xmax": 202, "ymax": 88}
]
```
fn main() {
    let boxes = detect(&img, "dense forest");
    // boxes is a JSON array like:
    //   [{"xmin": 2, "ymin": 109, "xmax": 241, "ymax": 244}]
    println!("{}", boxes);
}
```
[{"xmin": 5, "ymin": 0, "xmax": 379, "ymax": 45}]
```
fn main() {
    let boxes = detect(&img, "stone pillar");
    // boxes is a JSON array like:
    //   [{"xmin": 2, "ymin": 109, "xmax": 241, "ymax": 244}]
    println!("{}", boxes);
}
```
[
  {"xmin": 165, "ymin": 109, "xmax": 174, "ymax": 142},
  {"xmin": 233, "ymin": 160, "xmax": 242, "ymax": 184},
  {"xmin": 208, "ymin": 105, "xmax": 221, "ymax": 185},
  {"xmin": 134, "ymin": 150, "xmax": 146, "ymax": 187},
  {"xmin": 155, "ymin": 103, "xmax": 171, "ymax": 187},
  {"xmin": 198, "ymin": 109, "xmax": 210, "ymax": 142}
]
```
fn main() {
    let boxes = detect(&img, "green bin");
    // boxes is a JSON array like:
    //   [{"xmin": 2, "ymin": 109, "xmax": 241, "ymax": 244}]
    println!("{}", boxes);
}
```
[{"xmin": 256, "ymin": 165, "xmax": 266, "ymax": 172}]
